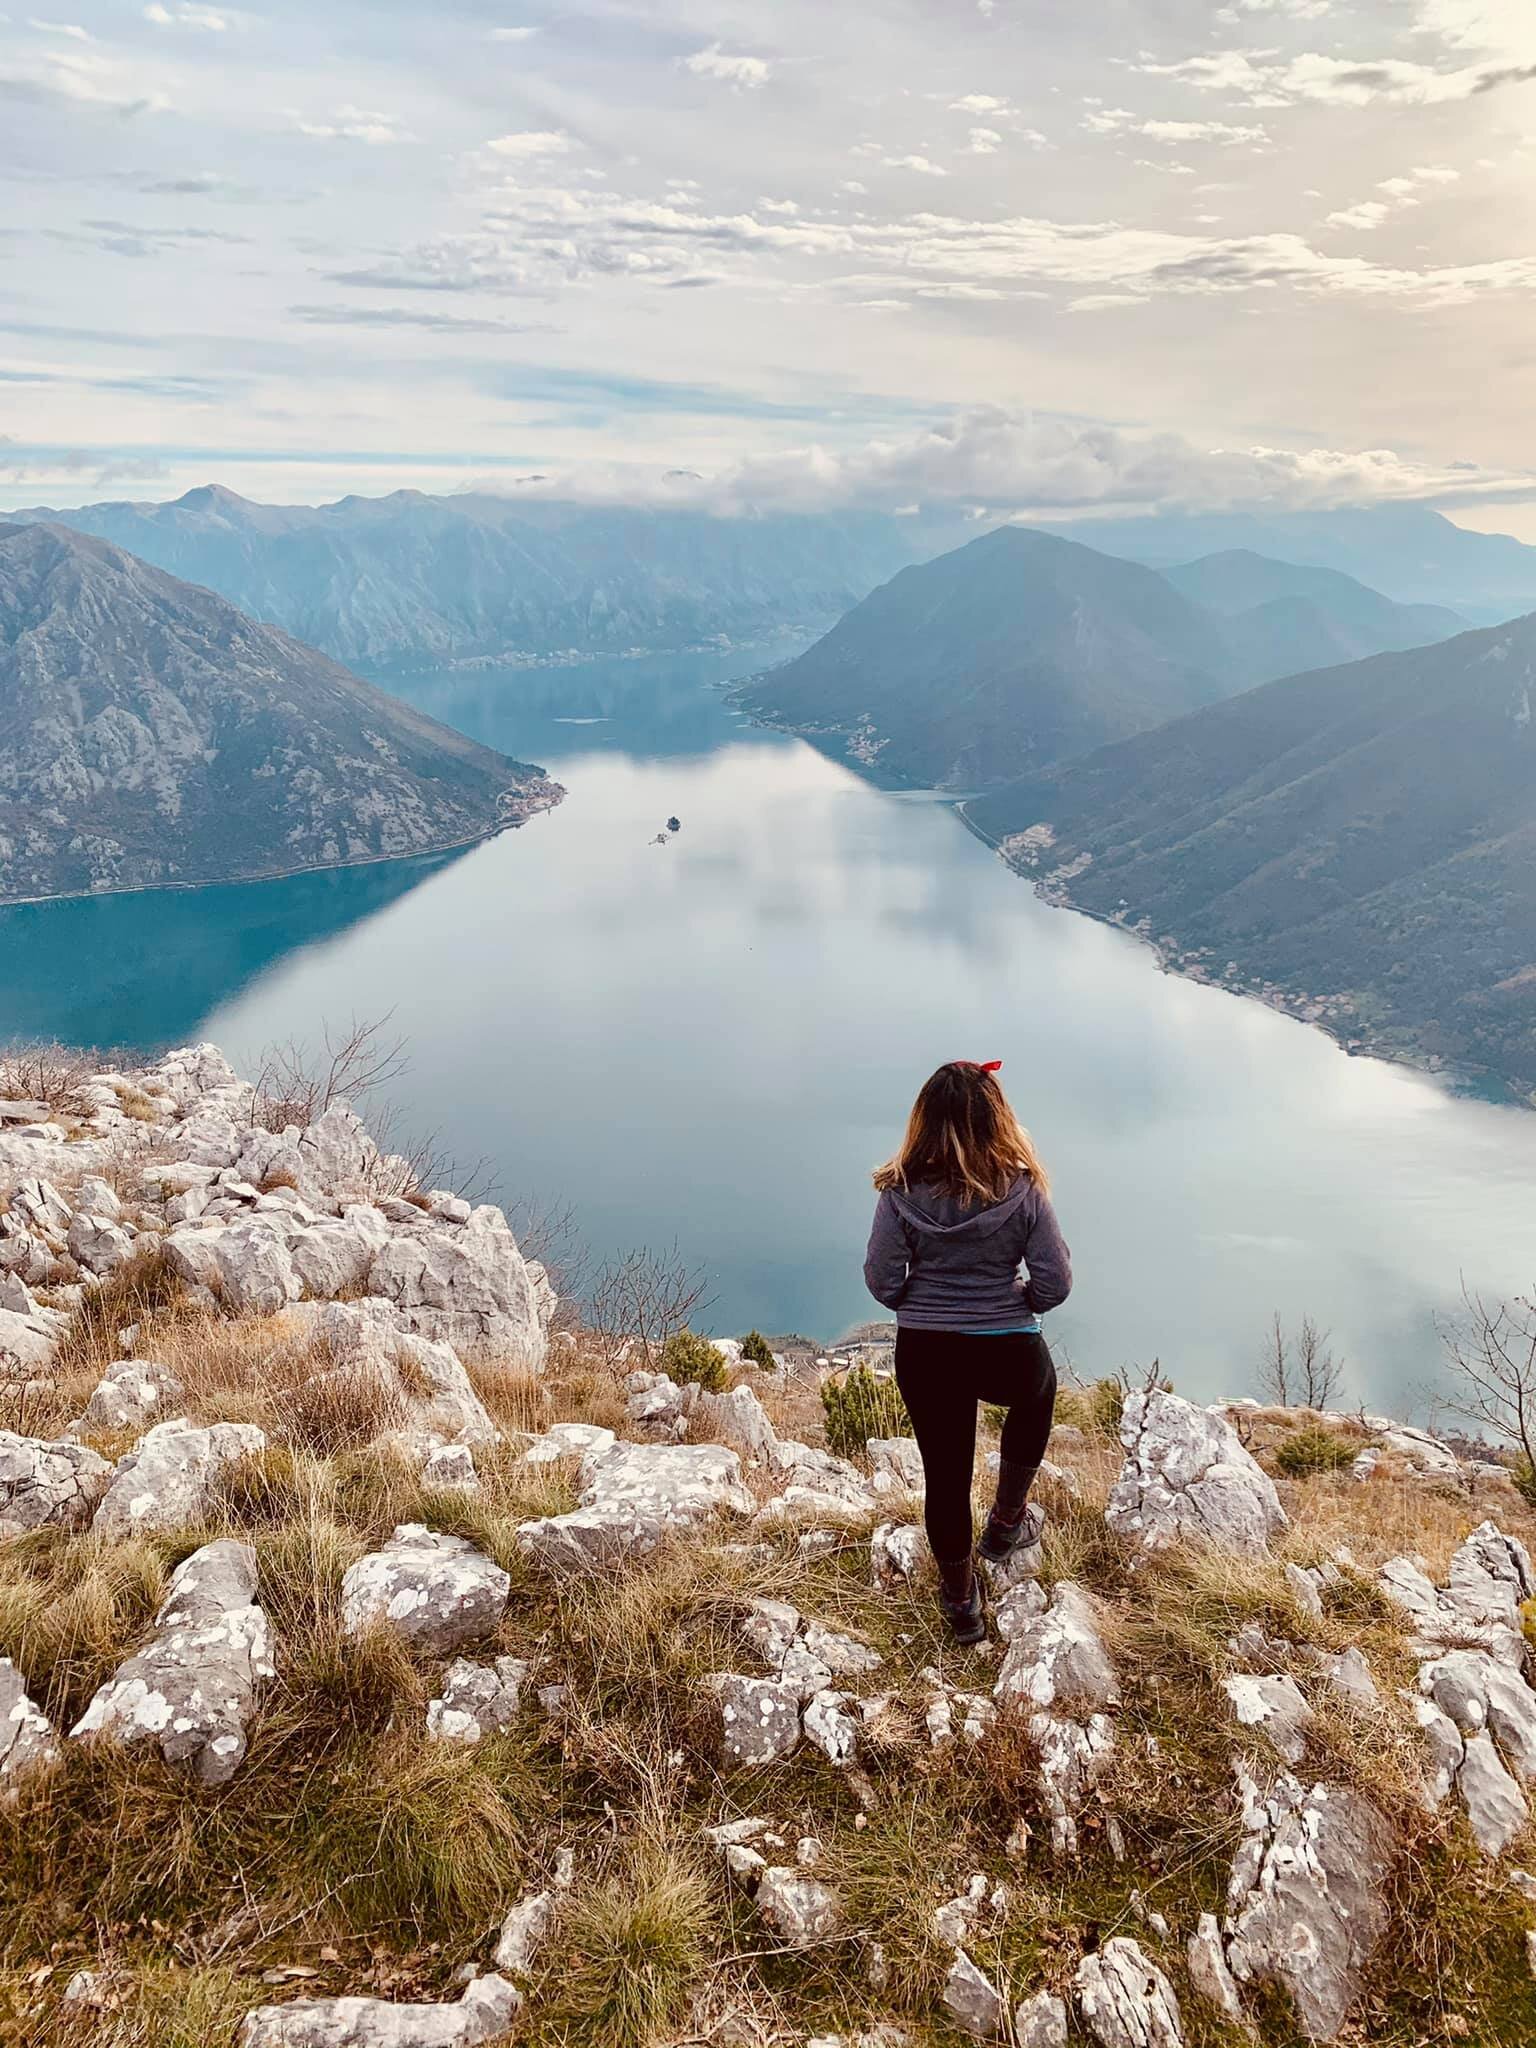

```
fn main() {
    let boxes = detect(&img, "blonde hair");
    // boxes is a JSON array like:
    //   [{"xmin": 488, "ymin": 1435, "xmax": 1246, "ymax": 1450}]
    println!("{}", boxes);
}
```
[{"xmin": 873, "ymin": 1061, "xmax": 1050, "ymax": 1206}]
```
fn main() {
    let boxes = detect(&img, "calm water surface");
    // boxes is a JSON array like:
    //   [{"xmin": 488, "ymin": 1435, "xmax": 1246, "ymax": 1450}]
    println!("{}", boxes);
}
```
[{"xmin": 3, "ymin": 649, "xmax": 1535, "ymax": 1414}]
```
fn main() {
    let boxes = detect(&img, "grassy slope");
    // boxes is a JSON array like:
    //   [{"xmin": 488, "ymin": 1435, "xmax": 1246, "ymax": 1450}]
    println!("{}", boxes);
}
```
[{"xmin": 1, "ymin": 1274, "xmax": 1535, "ymax": 2046}]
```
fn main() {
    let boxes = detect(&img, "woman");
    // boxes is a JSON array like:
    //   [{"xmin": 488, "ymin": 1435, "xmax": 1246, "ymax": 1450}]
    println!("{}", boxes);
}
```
[{"xmin": 863, "ymin": 1060, "xmax": 1071, "ymax": 1644}]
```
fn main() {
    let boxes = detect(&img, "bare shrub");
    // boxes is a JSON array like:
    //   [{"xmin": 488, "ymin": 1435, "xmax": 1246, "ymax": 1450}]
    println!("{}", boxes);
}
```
[
  {"xmin": 584, "ymin": 1244, "xmax": 713, "ymax": 1374},
  {"xmin": 0, "ymin": 1041, "xmax": 103, "ymax": 1117},
  {"xmin": 1440, "ymin": 1286, "xmax": 1536, "ymax": 1479},
  {"xmin": 1260, "ymin": 1312, "xmax": 1345, "ymax": 1410},
  {"xmin": 250, "ymin": 1014, "xmax": 409, "ymax": 1134}
]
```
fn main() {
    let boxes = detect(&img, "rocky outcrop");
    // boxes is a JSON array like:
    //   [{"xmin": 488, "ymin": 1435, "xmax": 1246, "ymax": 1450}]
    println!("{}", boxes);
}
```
[
  {"xmin": 0, "ymin": 1431, "xmax": 113, "ymax": 1536},
  {"xmin": 92, "ymin": 1419, "xmax": 266, "ymax": 1537},
  {"xmin": 340, "ymin": 1526, "xmax": 510, "ymax": 1655},
  {"xmin": 71, "ymin": 1539, "xmax": 274, "ymax": 1785},
  {"xmin": 1075, "ymin": 1938, "xmax": 1184, "ymax": 2048},
  {"xmin": 1107, "ymin": 1390, "xmax": 1287, "ymax": 1558},
  {"xmin": 235, "ymin": 1974, "xmax": 522, "ymax": 2048},
  {"xmin": 995, "ymin": 1581, "xmax": 1120, "ymax": 1857},
  {"xmin": 516, "ymin": 1439, "xmax": 753, "ymax": 1572},
  {"xmin": 0, "ymin": 1657, "xmax": 59, "ymax": 1797},
  {"xmin": 1224, "ymin": 1768, "xmax": 1392, "ymax": 2040}
]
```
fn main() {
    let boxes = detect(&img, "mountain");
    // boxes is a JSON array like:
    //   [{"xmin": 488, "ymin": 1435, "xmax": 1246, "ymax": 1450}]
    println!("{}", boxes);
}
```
[
  {"xmin": 966, "ymin": 615, "xmax": 1536, "ymax": 1098},
  {"xmin": 732, "ymin": 524, "xmax": 1244, "ymax": 789},
  {"xmin": 1048, "ymin": 503, "xmax": 1536, "ymax": 624},
  {"xmin": 1164, "ymin": 550, "xmax": 1467, "ymax": 675},
  {"xmin": 732, "ymin": 525, "xmax": 1464, "ymax": 789},
  {"xmin": 11, "ymin": 487, "xmax": 954, "ymax": 670},
  {"xmin": 0, "ymin": 523, "xmax": 561, "ymax": 904}
]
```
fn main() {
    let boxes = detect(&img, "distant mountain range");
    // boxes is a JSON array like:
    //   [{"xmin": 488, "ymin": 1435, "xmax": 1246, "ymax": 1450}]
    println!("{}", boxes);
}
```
[
  {"xmin": 966, "ymin": 615, "xmax": 1536, "ymax": 1100},
  {"xmin": 0, "ymin": 524, "xmax": 560, "ymax": 904},
  {"xmin": 10, "ymin": 487, "xmax": 954, "ymax": 671},
  {"xmin": 1048, "ymin": 502, "xmax": 1536, "ymax": 624},
  {"xmin": 734, "ymin": 526, "xmax": 1467, "ymax": 789}
]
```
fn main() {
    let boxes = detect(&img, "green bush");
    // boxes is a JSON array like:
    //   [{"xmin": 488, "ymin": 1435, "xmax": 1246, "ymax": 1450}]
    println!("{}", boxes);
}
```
[
  {"xmin": 739, "ymin": 1329, "xmax": 776, "ymax": 1370},
  {"xmin": 821, "ymin": 1363, "xmax": 910, "ymax": 1460},
  {"xmin": 660, "ymin": 1329, "xmax": 729, "ymax": 1392},
  {"xmin": 1273, "ymin": 1424, "xmax": 1358, "ymax": 1477}
]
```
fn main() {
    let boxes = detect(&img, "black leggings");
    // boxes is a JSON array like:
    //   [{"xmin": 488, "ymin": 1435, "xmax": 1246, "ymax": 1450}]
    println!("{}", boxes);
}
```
[{"xmin": 894, "ymin": 1328, "xmax": 1056, "ymax": 1563}]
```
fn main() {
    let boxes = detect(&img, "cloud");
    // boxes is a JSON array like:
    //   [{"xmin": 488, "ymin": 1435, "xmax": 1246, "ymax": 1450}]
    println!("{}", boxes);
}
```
[
  {"xmin": 27, "ymin": 18, "xmax": 92, "ymax": 40},
  {"xmin": 1326, "ymin": 162, "xmax": 1460, "ymax": 232},
  {"xmin": 293, "ymin": 105, "xmax": 413, "ymax": 144},
  {"xmin": 488, "ymin": 25, "xmax": 538, "ymax": 41},
  {"xmin": 1217, "ymin": 0, "xmax": 1330, "ymax": 17},
  {"xmin": 968, "ymin": 128, "xmax": 1001, "ymax": 153},
  {"xmin": 1085, "ymin": 108, "xmax": 1269, "ymax": 145},
  {"xmin": 144, "ymin": 2, "xmax": 238, "ymax": 28},
  {"xmin": 1135, "ymin": 46, "xmax": 1536, "ymax": 106},
  {"xmin": 684, "ymin": 45, "xmax": 770, "ymax": 89},
  {"xmin": 288, "ymin": 303, "xmax": 558, "ymax": 333},
  {"xmin": 0, "ymin": 43, "xmax": 170, "ymax": 114},
  {"xmin": 485, "ymin": 129, "xmax": 573, "ymax": 159},
  {"xmin": 467, "ymin": 406, "xmax": 1534, "ymax": 517}
]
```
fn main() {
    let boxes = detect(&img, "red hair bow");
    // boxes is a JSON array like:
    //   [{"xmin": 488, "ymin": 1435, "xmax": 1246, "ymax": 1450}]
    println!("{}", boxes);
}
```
[{"xmin": 955, "ymin": 1059, "xmax": 1002, "ymax": 1073}]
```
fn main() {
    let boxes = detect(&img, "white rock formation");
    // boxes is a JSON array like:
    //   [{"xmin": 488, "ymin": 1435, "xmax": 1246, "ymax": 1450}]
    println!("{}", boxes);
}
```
[
  {"xmin": 236, "ymin": 1973, "xmax": 521, "ymax": 2047},
  {"xmin": 1075, "ymin": 1938, "xmax": 1184, "ymax": 2048},
  {"xmin": 870, "ymin": 1521, "xmax": 924, "ymax": 1587},
  {"xmin": 1222, "ymin": 1673, "xmax": 1313, "ymax": 1764},
  {"xmin": 1014, "ymin": 1989, "xmax": 1069, "ymax": 2048},
  {"xmin": 1225, "ymin": 1767, "xmax": 1392, "ymax": 2040},
  {"xmin": 1107, "ymin": 1390, "xmax": 1286, "ymax": 1559},
  {"xmin": 942, "ymin": 1950, "xmax": 1004, "ymax": 2039},
  {"xmin": 1186, "ymin": 1912, "xmax": 1245, "ymax": 2025},
  {"xmin": 341, "ymin": 1525, "xmax": 510, "ymax": 1654},
  {"xmin": 69, "ymin": 1356, "xmax": 184, "ymax": 1437},
  {"xmin": 494, "ymin": 1889, "xmax": 556, "ymax": 1975},
  {"xmin": 0, "ymin": 1431, "xmax": 113, "ymax": 1536},
  {"xmin": 71, "ymin": 1539, "xmax": 274, "ymax": 1785},
  {"xmin": 283, "ymin": 1297, "xmax": 497, "ymax": 1449},
  {"xmin": 92, "ymin": 1418, "xmax": 267, "ymax": 1537},
  {"xmin": 0, "ymin": 1657, "xmax": 59, "ymax": 1797},
  {"xmin": 711, "ymin": 1674, "xmax": 803, "ymax": 1764},
  {"xmin": 995, "ymin": 1581, "xmax": 1120, "ymax": 1857},
  {"xmin": 516, "ymin": 1439, "xmax": 753, "ymax": 1572}
]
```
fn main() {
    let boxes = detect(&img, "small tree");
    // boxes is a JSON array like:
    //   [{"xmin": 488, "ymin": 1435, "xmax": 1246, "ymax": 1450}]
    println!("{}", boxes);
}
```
[
  {"xmin": 739, "ymin": 1329, "xmax": 776, "ymax": 1371},
  {"xmin": 660, "ymin": 1329, "xmax": 729, "ymax": 1392},
  {"xmin": 1260, "ymin": 1312, "xmax": 1290, "ymax": 1406},
  {"xmin": 1441, "ymin": 1286, "xmax": 1536, "ymax": 1480},
  {"xmin": 821, "ymin": 1364, "xmax": 910, "ymax": 1459},
  {"xmin": 1260, "ymin": 1313, "xmax": 1344, "ymax": 1410},
  {"xmin": 585, "ymin": 1244, "xmax": 714, "ymax": 1373}
]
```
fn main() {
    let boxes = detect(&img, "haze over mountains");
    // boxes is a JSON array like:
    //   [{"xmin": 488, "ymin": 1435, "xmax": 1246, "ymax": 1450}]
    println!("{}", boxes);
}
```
[
  {"xmin": 0, "ymin": 524, "xmax": 560, "ymax": 904},
  {"xmin": 12, "ymin": 487, "xmax": 949, "ymax": 672},
  {"xmin": 736, "ymin": 525, "xmax": 1467, "ymax": 790},
  {"xmin": 966, "ymin": 616, "xmax": 1536, "ymax": 1097}
]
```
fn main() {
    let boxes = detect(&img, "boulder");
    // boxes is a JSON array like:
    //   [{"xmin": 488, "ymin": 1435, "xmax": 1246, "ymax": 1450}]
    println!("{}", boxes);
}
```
[
  {"xmin": 517, "ymin": 1440, "xmax": 753, "ymax": 1573},
  {"xmin": 1456, "ymin": 1732, "xmax": 1529, "ymax": 1855},
  {"xmin": 367, "ymin": 1202, "xmax": 550, "ymax": 1365},
  {"xmin": 523, "ymin": 1423, "xmax": 615, "ymax": 1465},
  {"xmin": 942, "ymin": 1951, "xmax": 1004, "ymax": 2039},
  {"xmin": 1107, "ymin": 1390, "xmax": 1286, "ymax": 1559},
  {"xmin": 1014, "ymin": 1990, "xmax": 1069, "ymax": 2048},
  {"xmin": 0, "ymin": 1431, "xmax": 113, "ymax": 1537},
  {"xmin": 341, "ymin": 1525, "xmax": 509, "ymax": 1655},
  {"xmin": 1186, "ymin": 1913, "xmax": 1244, "ymax": 2025},
  {"xmin": 1075, "ymin": 1938, "xmax": 1184, "ymax": 2048},
  {"xmin": 0, "ymin": 1226, "xmax": 51, "ymax": 1289},
  {"xmin": 1420, "ymin": 1648, "xmax": 1536, "ymax": 1783},
  {"xmin": 0, "ymin": 1657, "xmax": 59, "ymax": 1796},
  {"xmin": 0, "ymin": 1305, "xmax": 66, "ymax": 1373},
  {"xmin": 71, "ymin": 1539, "xmax": 274, "ymax": 1785},
  {"xmin": 286, "ymin": 1213, "xmax": 389, "ymax": 1301},
  {"xmin": 1225, "ymin": 1768, "xmax": 1392, "ymax": 2040},
  {"xmin": 8, "ymin": 1178, "xmax": 72, "ymax": 1241},
  {"xmin": 283, "ymin": 1298, "xmax": 497, "ymax": 1446},
  {"xmin": 1030, "ymin": 1711, "xmax": 1118, "ymax": 1859},
  {"xmin": 235, "ymin": 1973, "xmax": 521, "ymax": 2048},
  {"xmin": 867, "ymin": 1436, "xmax": 924, "ymax": 1493},
  {"xmin": 871, "ymin": 1521, "xmax": 925, "ymax": 1586},
  {"xmin": 1380, "ymin": 1521, "xmax": 1536, "ymax": 1659},
  {"xmin": 1222, "ymin": 1673, "xmax": 1313, "ymax": 1765},
  {"xmin": 426, "ymin": 1656, "xmax": 530, "ymax": 1743},
  {"xmin": 420, "ymin": 1444, "xmax": 479, "ymax": 1492},
  {"xmin": 755, "ymin": 1866, "xmax": 843, "ymax": 1946},
  {"xmin": 494, "ymin": 1889, "xmax": 555, "ymax": 1976},
  {"xmin": 66, "ymin": 1211, "xmax": 134, "ymax": 1277},
  {"xmin": 71, "ymin": 1176, "xmax": 122, "ymax": 1221},
  {"xmin": 92, "ymin": 1419, "xmax": 266, "ymax": 1537},
  {"xmin": 694, "ymin": 1382, "xmax": 777, "ymax": 1459},
  {"xmin": 995, "ymin": 1582, "xmax": 1119, "ymax": 1716},
  {"xmin": 70, "ymin": 1357, "xmax": 184, "ymax": 1437},
  {"xmin": 712, "ymin": 1674, "xmax": 802, "ymax": 1764},
  {"xmin": 293, "ymin": 1102, "xmax": 382, "ymax": 1210},
  {"xmin": 166, "ymin": 1220, "xmax": 301, "ymax": 1317}
]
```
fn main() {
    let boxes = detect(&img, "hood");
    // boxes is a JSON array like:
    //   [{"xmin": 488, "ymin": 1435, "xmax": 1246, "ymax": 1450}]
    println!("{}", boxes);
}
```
[{"xmin": 888, "ymin": 1176, "xmax": 1031, "ymax": 1240}]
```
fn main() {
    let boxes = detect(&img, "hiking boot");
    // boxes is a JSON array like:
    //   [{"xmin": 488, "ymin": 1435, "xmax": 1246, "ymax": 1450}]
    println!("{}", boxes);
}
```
[
  {"xmin": 978, "ymin": 1499, "xmax": 1046, "ymax": 1565},
  {"xmin": 936, "ymin": 1553, "xmax": 987, "ymax": 1646}
]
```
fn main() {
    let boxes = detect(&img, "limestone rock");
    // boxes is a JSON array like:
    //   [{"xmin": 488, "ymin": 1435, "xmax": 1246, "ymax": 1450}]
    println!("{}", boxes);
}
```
[
  {"xmin": 867, "ymin": 1436, "xmax": 924, "ymax": 1492},
  {"xmin": 0, "ymin": 1304, "xmax": 66, "ymax": 1372},
  {"xmin": 1457, "ymin": 1732, "xmax": 1529, "ymax": 1855},
  {"xmin": 1030, "ymin": 1710, "xmax": 1117, "ymax": 1858},
  {"xmin": 71, "ymin": 1175, "xmax": 121, "ymax": 1220},
  {"xmin": 421, "ymin": 1443, "xmax": 479, "ymax": 1492},
  {"xmin": 1075, "ymin": 1938, "xmax": 1184, "ymax": 2048},
  {"xmin": 871, "ymin": 1521, "xmax": 924, "ymax": 1586},
  {"xmin": 1225, "ymin": 1769, "xmax": 1391, "ymax": 2040},
  {"xmin": 66, "ymin": 1210, "xmax": 134, "ymax": 1277},
  {"xmin": 1222, "ymin": 1673, "xmax": 1313, "ymax": 1764},
  {"xmin": 72, "ymin": 1539, "xmax": 274, "ymax": 1785},
  {"xmin": 70, "ymin": 1356, "xmax": 183, "ymax": 1437},
  {"xmin": 9, "ymin": 1178, "xmax": 71, "ymax": 1241},
  {"xmin": 803, "ymin": 1689, "xmax": 860, "ymax": 1765},
  {"xmin": 1107, "ymin": 1390, "xmax": 1286, "ymax": 1559},
  {"xmin": 1186, "ymin": 1913, "xmax": 1244, "ymax": 2025},
  {"xmin": 712, "ymin": 1674, "xmax": 802, "ymax": 1764},
  {"xmin": 92, "ymin": 1418, "xmax": 266, "ymax": 1537},
  {"xmin": 426, "ymin": 1656, "xmax": 529, "ymax": 1743},
  {"xmin": 0, "ymin": 1431, "xmax": 112, "ymax": 1537},
  {"xmin": 942, "ymin": 1951, "xmax": 1004, "ymax": 2039},
  {"xmin": 0, "ymin": 1657, "xmax": 59, "ymax": 1796},
  {"xmin": 494, "ymin": 1889, "xmax": 555, "ymax": 1975},
  {"xmin": 517, "ymin": 1439, "xmax": 752, "ymax": 1572},
  {"xmin": 341, "ymin": 1525, "xmax": 509, "ymax": 1654},
  {"xmin": 524, "ymin": 1423, "xmax": 614, "ymax": 1465},
  {"xmin": 1380, "ymin": 1521, "xmax": 1536, "ymax": 1658},
  {"xmin": 367, "ymin": 1202, "xmax": 550, "ymax": 1365},
  {"xmin": 756, "ymin": 1866, "xmax": 843, "ymax": 1946},
  {"xmin": 236, "ymin": 1973, "xmax": 521, "ymax": 2048},
  {"xmin": 1014, "ymin": 1990, "xmax": 1069, "ymax": 2048},
  {"xmin": 1420, "ymin": 1647, "xmax": 1536, "ymax": 1783},
  {"xmin": 995, "ymin": 1582, "xmax": 1119, "ymax": 1715},
  {"xmin": 284, "ymin": 1297, "xmax": 497, "ymax": 1448}
]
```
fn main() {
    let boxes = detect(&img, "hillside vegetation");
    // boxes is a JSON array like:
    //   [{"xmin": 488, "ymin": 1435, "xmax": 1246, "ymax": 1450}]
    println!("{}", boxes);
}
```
[
  {"xmin": 1, "ymin": 1046, "xmax": 1536, "ymax": 2046},
  {"xmin": 0, "ymin": 525, "xmax": 561, "ymax": 904}
]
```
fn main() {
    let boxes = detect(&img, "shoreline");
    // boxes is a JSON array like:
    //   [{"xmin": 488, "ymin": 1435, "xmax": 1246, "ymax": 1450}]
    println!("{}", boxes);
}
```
[
  {"xmin": 953, "ymin": 798, "xmax": 1524, "ymax": 1109},
  {"xmin": 0, "ymin": 782, "xmax": 564, "ymax": 915}
]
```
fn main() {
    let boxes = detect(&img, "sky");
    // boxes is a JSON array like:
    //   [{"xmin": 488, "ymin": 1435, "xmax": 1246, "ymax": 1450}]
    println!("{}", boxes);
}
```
[{"xmin": 5, "ymin": 0, "xmax": 1536, "ymax": 532}]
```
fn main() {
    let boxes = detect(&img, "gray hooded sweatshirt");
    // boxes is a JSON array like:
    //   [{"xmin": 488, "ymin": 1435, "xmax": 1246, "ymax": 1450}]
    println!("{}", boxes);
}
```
[{"xmin": 863, "ymin": 1175, "xmax": 1072, "ymax": 1333}]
